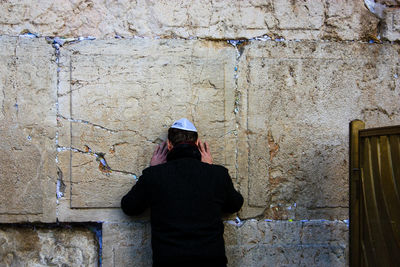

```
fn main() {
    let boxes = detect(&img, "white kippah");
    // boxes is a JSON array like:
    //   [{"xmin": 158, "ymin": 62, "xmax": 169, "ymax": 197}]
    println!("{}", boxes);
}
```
[{"xmin": 170, "ymin": 118, "xmax": 197, "ymax": 132}]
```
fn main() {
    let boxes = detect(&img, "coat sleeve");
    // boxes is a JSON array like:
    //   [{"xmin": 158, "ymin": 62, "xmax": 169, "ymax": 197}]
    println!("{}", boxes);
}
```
[
  {"xmin": 222, "ymin": 169, "xmax": 244, "ymax": 213},
  {"xmin": 121, "ymin": 170, "xmax": 151, "ymax": 216}
]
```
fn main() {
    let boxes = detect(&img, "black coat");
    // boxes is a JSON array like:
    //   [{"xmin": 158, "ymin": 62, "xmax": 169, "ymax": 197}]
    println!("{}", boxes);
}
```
[{"xmin": 121, "ymin": 144, "xmax": 244, "ymax": 266}]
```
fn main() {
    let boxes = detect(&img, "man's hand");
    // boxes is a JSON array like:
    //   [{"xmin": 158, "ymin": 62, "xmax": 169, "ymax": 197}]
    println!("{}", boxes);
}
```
[
  {"xmin": 197, "ymin": 140, "xmax": 213, "ymax": 164},
  {"xmin": 150, "ymin": 141, "xmax": 168, "ymax": 166}
]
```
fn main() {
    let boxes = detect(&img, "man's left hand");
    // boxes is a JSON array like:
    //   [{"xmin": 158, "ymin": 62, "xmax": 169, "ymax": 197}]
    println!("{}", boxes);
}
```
[
  {"xmin": 150, "ymin": 141, "xmax": 168, "ymax": 166},
  {"xmin": 197, "ymin": 140, "xmax": 213, "ymax": 164}
]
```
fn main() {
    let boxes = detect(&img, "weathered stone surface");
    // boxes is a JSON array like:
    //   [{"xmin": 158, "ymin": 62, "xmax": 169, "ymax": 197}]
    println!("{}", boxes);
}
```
[
  {"xmin": 55, "ymin": 150, "xmax": 141, "ymax": 223},
  {"xmin": 224, "ymin": 219, "xmax": 348, "ymax": 266},
  {"xmin": 100, "ymin": 219, "xmax": 348, "ymax": 267},
  {"xmin": 57, "ymin": 39, "xmax": 236, "ymax": 209},
  {"xmin": 381, "ymin": 7, "xmax": 400, "ymax": 41},
  {"xmin": 0, "ymin": 36, "xmax": 57, "ymax": 223},
  {"xmin": 364, "ymin": 0, "xmax": 400, "ymax": 41},
  {"xmin": 0, "ymin": 0, "xmax": 379, "ymax": 41},
  {"xmin": 237, "ymin": 40, "xmax": 400, "ymax": 219},
  {"xmin": 321, "ymin": 0, "xmax": 379, "ymax": 41},
  {"xmin": 102, "ymin": 222, "xmax": 152, "ymax": 267},
  {"xmin": 0, "ymin": 1, "xmax": 399, "ymax": 265},
  {"xmin": 0, "ymin": 224, "xmax": 99, "ymax": 266}
]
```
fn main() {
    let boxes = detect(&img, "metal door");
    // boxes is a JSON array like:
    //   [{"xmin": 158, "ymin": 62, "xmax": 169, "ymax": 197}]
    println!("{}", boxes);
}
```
[{"xmin": 350, "ymin": 120, "xmax": 400, "ymax": 267}]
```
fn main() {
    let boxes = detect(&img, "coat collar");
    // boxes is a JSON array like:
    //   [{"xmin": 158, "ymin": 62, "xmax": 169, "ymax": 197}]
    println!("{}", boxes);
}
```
[{"xmin": 166, "ymin": 143, "xmax": 201, "ymax": 162}]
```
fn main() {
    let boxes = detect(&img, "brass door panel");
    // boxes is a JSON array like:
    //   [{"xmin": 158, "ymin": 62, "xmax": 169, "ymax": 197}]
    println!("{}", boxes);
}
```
[{"xmin": 350, "ymin": 121, "xmax": 400, "ymax": 267}]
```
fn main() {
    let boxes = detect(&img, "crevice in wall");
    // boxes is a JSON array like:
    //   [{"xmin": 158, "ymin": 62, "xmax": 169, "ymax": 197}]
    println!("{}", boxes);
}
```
[
  {"xmin": 45, "ymin": 36, "xmax": 96, "ymax": 49},
  {"xmin": 364, "ymin": 0, "xmax": 399, "ymax": 19},
  {"xmin": 56, "ymin": 145, "xmax": 137, "ymax": 178},
  {"xmin": 361, "ymin": 106, "xmax": 399, "ymax": 119},
  {"xmin": 13, "ymin": 31, "xmax": 395, "ymax": 46},
  {"xmin": 57, "ymin": 115, "xmax": 118, "ymax": 133},
  {"xmin": 56, "ymin": 167, "xmax": 66, "ymax": 203},
  {"xmin": 227, "ymin": 39, "xmax": 247, "ymax": 190},
  {"xmin": 224, "ymin": 217, "xmax": 349, "ymax": 228},
  {"xmin": 54, "ymin": 32, "xmax": 62, "ymax": 218},
  {"xmin": 364, "ymin": 0, "xmax": 400, "ymax": 42}
]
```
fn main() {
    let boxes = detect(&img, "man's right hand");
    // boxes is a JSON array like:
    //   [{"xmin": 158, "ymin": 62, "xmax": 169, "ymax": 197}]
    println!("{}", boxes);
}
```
[
  {"xmin": 150, "ymin": 141, "xmax": 168, "ymax": 166},
  {"xmin": 197, "ymin": 140, "xmax": 213, "ymax": 164}
]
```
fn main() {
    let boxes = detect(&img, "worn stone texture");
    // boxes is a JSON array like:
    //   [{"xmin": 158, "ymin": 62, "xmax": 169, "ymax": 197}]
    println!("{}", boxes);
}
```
[
  {"xmin": 0, "ymin": 36, "xmax": 57, "ymax": 223},
  {"xmin": 364, "ymin": 0, "xmax": 400, "ymax": 41},
  {"xmin": 0, "ymin": 224, "xmax": 98, "ymax": 266},
  {"xmin": 56, "ymin": 150, "xmax": 142, "ymax": 223},
  {"xmin": 237, "ymin": 41, "xmax": 400, "ymax": 219},
  {"xmin": 100, "ymin": 219, "xmax": 348, "ymax": 266},
  {"xmin": 1, "ymin": 0, "xmax": 399, "ymax": 265},
  {"xmin": 102, "ymin": 222, "xmax": 152, "ymax": 267},
  {"xmin": 381, "ymin": 7, "xmax": 400, "ymax": 41},
  {"xmin": 225, "ymin": 220, "xmax": 348, "ymax": 266},
  {"xmin": 57, "ymin": 39, "xmax": 237, "ymax": 210},
  {"xmin": 0, "ymin": 0, "xmax": 380, "ymax": 41}
]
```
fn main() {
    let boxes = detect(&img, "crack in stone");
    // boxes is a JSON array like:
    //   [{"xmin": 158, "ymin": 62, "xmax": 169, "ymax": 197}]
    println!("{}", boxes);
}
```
[
  {"xmin": 9, "ymin": 37, "xmax": 19, "ymax": 120},
  {"xmin": 57, "ymin": 145, "xmax": 137, "ymax": 178},
  {"xmin": 1, "ymin": 85, "xmax": 5, "ymax": 117},
  {"xmin": 46, "ymin": 36, "xmax": 96, "ymax": 49},
  {"xmin": 308, "ymin": 206, "xmax": 349, "ymax": 210},
  {"xmin": 57, "ymin": 115, "xmax": 119, "ymax": 133},
  {"xmin": 224, "ymin": 217, "xmax": 349, "ymax": 228},
  {"xmin": 110, "ymin": 169, "xmax": 137, "ymax": 179},
  {"xmin": 56, "ymin": 167, "xmax": 66, "ymax": 202},
  {"xmin": 57, "ymin": 114, "xmax": 160, "ymax": 144},
  {"xmin": 361, "ymin": 106, "xmax": 399, "ymax": 119},
  {"xmin": 228, "ymin": 40, "xmax": 242, "ymax": 186},
  {"xmin": 227, "ymin": 39, "xmax": 249, "ymax": 196}
]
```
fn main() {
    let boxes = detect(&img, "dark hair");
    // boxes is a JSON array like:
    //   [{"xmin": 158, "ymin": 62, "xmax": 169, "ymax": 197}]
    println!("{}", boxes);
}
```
[{"xmin": 168, "ymin": 128, "xmax": 198, "ymax": 146}]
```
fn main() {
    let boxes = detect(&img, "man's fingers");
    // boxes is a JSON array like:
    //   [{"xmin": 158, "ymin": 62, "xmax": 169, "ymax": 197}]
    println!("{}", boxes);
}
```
[
  {"xmin": 161, "ymin": 141, "xmax": 168, "ymax": 154},
  {"xmin": 199, "ymin": 140, "xmax": 205, "ymax": 153},
  {"xmin": 197, "ymin": 139, "xmax": 202, "ymax": 152},
  {"xmin": 154, "ymin": 144, "xmax": 160, "ymax": 155},
  {"xmin": 204, "ymin": 141, "xmax": 209, "ymax": 153}
]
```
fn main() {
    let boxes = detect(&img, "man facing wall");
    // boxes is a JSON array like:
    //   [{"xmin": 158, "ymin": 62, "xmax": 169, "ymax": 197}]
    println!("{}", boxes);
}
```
[{"xmin": 121, "ymin": 118, "xmax": 243, "ymax": 267}]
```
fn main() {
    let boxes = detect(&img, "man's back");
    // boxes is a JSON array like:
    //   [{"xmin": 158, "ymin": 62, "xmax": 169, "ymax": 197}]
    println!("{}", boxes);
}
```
[{"xmin": 121, "ymin": 144, "xmax": 243, "ymax": 266}]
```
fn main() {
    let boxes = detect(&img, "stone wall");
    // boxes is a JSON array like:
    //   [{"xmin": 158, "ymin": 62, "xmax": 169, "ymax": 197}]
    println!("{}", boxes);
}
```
[
  {"xmin": 1, "ymin": 0, "xmax": 400, "ymax": 266},
  {"xmin": 0, "ymin": 224, "xmax": 99, "ymax": 266}
]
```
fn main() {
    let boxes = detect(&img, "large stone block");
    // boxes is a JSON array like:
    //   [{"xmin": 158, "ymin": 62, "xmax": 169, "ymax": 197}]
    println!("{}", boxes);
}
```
[
  {"xmin": 224, "ymin": 219, "xmax": 348, "ymax": 267},
  {"xmin": 0, "ymin": 224, "xmax": 99, "ymax": 266},
  {"xmin": 102, "ymin": 222, "xmax": 152, "ymax": 267},
  {"xmin": 57, "ymin": 39, "xmax": 236, "ymax": 210},
  {"xmin": 0, "ymin": 0, "xmax": 379, "ymax": 41},
  {"xmin": 0, "ymin": 36, "xmax": 57, "ymax": 223},
  {"xmin": 237, "ymin": 41, "xmax": 400, "ymax": 219},
  {"xmin": 101, "ymin": 219, "xmax": 348, "ymax": 267}
]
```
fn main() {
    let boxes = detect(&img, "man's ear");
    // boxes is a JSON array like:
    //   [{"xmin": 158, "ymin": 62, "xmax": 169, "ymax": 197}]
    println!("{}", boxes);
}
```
[{"xmin": 167, "ymin": 140, "xmax": 173, "ymax": 150}]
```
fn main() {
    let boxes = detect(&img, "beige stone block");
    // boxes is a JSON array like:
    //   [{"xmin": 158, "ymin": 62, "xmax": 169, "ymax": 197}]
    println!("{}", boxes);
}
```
[
  {"xmin": 274, "ymin": 0, "xmax": 324, "ymax": 30},
  {"xmin": 70, "ymin": 151, "xmax": 136, "ymax": 208},
  {"xmin": 102, "ymin": 222, "xmax": 152, "ymax": 267},
  {"xmin": 237, "ymin": 41, "xmax": 400, "ymax": 219},
  {"xmin": 0, "ymin": 225, "xmax": 98, "ymax": 266},
  {"xmin": 381, "ymin": 8, "xmax": 400, "ymax": 41},
  {"xmin": 224, "ymin": 219, "xmax": 348, "ymax": 267},
  {"xmin": 0, "ymin": 36, "xmax": 57, "ymax": 223},
  {"xmin": 0, "ymin": 0, "xmax": 380, "ymax": 41},
  {"xmin": 322, "ymin": 0, "xmax": 379, "ymax": 41},
  {"xmin": 57, "ymin": 39, "xmax": 236, "ymax": 210},
  {"xmin": 56, "ymin": 150, "xmax": 146, "ymax": 223}
]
